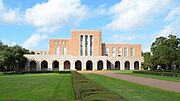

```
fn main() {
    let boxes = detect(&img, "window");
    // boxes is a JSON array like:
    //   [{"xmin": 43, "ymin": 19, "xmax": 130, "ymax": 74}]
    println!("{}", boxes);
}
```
[
  {"xmin": 58, "ymin": 41, "xmax": 61, "ymax": 44},
  {"xmin": 55, "ymin": 47, "xmax": 59, "ymax": 55},
  {"xmin": 105, "ymin": 47, "xmax": 109, "ymax": 56},
  {"xmin": 62, "ymin": 47, "xmax": 67, "ymax": 55},
  {"xmin": 90, "ymin": 35, "xmax": 93, "ymax": 56},
  {"xmin": 112, "ymin": 47, "xmax": 115, "ymax": 57},
  {"xmin": 118, "ymin": 47, "xmax": 122, "ymax": 57},
  {"xmin": 62, "ymin": 41, "xmax": 64, "ymax": 44},
  {"xmin": 85, "ymin": 35, "xmax": 88, "ymax": 56},
  {"xmin": 80, "ymin": 35, "xmax": 83, "ymax": 56},
  {"xmin": 130, "ymin": 47, "xmax": 134, "ymax": 57},
  {"xmin": 124, "ymin": 47, "xmax": 128, "ymax": 57},
  {"xmin": 66, "ymin": 42, "xmax": 68, "ymax": 45},
  {"xmin": 54, "ymin": 41, "xmax": 57, "ymax": 44}
]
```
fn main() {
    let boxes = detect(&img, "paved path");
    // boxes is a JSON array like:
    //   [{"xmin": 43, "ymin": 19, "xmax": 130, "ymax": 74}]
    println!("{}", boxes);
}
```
[
  {"xmin": 80, "ymin": 71, "xmax": 180, "ymax": 93},
  {"xmin": 95, "ymin": 71, "xmax": 180, "ymax": 93}
]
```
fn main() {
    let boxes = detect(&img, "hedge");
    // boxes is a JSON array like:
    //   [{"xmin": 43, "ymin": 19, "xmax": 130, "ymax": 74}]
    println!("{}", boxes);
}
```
[
  {"xmin": 3, "ymin": 70, "xmax": 71, "ymax": 74},
  {"xmin": 71, "ymin": 71, "xmax": 127, "ymax": 101},
  {"xmin": 133, "ymin": 70, "xmax": 180, "ymax": 77}
]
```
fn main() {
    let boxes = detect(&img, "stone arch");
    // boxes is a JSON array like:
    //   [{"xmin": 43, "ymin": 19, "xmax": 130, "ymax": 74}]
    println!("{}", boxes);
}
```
[
  {"xmin": 115, "ymin": 61, "xmax": 120, "ymax": 70},
  {"xmin": 86, "ymin": 60, "xmax": 93, "ymax": 70},
  {"xmin": 97, "ymin": 60, "xmax": 103, "ymax": 70},
  {"xmin": 125, "ymin": 61, "xmax": 130, "ymax": 70},
  {"xmin": 134, "ymin": 61, "xmax": 139, "ymax": 70},
  {"xmin": 30, "ymin": 60, "xmax": 36, "ymax": 71},
  {"xmin": 107, "ymin": 60, "xmax": 112, "ymax": 70},
  {"xmin": 41, "ymin": 60, "xmax": 48, "ymax": 71},
  {"xmin": 64, "ymin": 60, "xmax": 70, "ymax": 70},
  {"xmin": 75, "ymin": 60, "xmax": 82, "ymax": 70},
  {"xmin": 52, "ymin": 60, "xmax": 59, "ymax": 71}
]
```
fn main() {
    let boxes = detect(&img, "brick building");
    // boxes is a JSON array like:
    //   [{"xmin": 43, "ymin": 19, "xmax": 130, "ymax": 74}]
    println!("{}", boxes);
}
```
[{"xmin": 24, "ymin": 30, "xmax": 143, "ymax": 71}]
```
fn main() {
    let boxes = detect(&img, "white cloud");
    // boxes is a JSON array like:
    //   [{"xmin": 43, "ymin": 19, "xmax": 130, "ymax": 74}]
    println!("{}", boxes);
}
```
[
  {"xmin": 104, "ymin": 0, "xmax": 172, "ymax": 31},
  {"xmin": 2, "ymin": 38, "xmax": 17, "ymax": 46},
  {"xmin": 22, "ymin": 34, "xmax": 47, "ymax": 49},
  {"xmin": 156, "ymin": 7, "xmax": 180, "ymax": 37},
  {"xmin": 0, "ymin": 0, "xmax": 21, "ymax": 24},
  {"xmin": 24, "ymin": 0, "xmax": 90, "ymax": 33}
]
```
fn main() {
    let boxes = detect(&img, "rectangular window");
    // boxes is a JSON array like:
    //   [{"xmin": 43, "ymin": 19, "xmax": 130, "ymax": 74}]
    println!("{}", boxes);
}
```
[
  {"xmin": 90, "ymin": 35, "xmax": 93, "ymax": 56},
  {"xmin": 62, "ymin": 47, "xmax": 67, "ymax": 55},
  {"xmin": 54, "ymin": 41, "xmax": 57, "ymax": 44},
  {"xmin": 124, "ymin": 47, "xmax": 128, "ymax": 57},
  {"xmin": 130, "ymin": 47, "xmax": 134, "ymax": 57},
  {"xmin": 80, "ymin": 35, "xmax": 83, "ymax": 56},
  {"xmin": 55, "ymin": 47, "xmax": 59, "ymax": 55},
  {"xmin": 85, "ymin": 35, "xmax": 88, "ymax": 56},
  {"xmin": 118, "ymin": 47, "xmax": 122, "ymax": 57},
  {"xmin": 105, "ymin": 47, "xmax": 109, "ymax": 56},
  {"xmin": 112, "ymin": 47, "xmax": 115, "ymax": 57}
]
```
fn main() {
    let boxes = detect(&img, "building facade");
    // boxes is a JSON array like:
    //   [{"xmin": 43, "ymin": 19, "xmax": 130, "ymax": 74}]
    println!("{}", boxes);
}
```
[{"xmin": 24, "ymin": 30, "xmax": 143, "ymax": 71}]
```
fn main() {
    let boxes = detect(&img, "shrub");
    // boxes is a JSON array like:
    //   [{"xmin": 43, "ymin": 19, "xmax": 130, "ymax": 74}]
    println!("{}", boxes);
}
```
[
  {"xmin": 3, "ymin": 71, "xmax": 71, "ymax": 74},
  {"xmin": 71, "ymin": 71, "xmax": 127, "ymax": 101},
  {"xmin": 133, "ymin": 70, "xmax": 180, "ymax": 77}
]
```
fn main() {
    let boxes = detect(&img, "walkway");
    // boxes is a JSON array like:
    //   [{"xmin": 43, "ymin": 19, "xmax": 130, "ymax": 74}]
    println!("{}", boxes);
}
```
[{"xmin": 80, "ymin": 71, "xmax": 180, "ymax": 93}]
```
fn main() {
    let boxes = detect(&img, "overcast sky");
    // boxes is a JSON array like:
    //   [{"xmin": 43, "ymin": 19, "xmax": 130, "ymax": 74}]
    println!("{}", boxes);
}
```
[{"xmin": 0, "ymin": 0, "xmax": 180, "ymax": 52}]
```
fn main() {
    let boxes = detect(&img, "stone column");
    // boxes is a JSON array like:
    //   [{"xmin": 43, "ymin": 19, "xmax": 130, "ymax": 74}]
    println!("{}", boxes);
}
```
[
  {"xmin": 25, "ymin": 61, "xmax": 30, "ymax": 71},
  {"xmin": 130, "ymin": 61, "xmax": 134, "ymax": 70},
  {"xmin": 104, "ymin": 60, "xmax": 107, "ymax": 70},
  {"xmin": 59, "ymin": 61, "xmax": 64, "ymax": 71},
  {"xmin": 37, "ymin": 61, "xmax": 41, "ymax": 71},
  {"xmin": 48, "ymin": 61, "xmax": 52, "ymax": 71},
  {"xmin": 121, "ymin": 61, "xmax": 124, "ymax": 70},
  {"xmin": 71, "ymin": 61, "xmax": 75, "ymax": 70},
  {"xmin": 82, "ymin": 61, "xmax": 86, "ymax": 71},
  {"xmin": 93, "ymin": 61, "xmax": 97, "ymax": 70}
]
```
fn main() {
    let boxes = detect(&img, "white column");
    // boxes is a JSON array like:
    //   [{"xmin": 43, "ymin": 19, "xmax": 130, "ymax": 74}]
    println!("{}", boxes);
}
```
[
  {"xmin": 36, "ymin": 62, "xmax": 40, "ymax": 71},
  {"xmin": 93, "ymin": 61, "xmax": 97, "ymax": 70},
  {"xmin": 71, "ymin": 62, "xmax": 75, "ymax": 70},
  {"xmin": 83, "ymin": 35, "xmax": 86, "ymax": 56},
  {"xmin": 82, "ymin": 61, "xmax": 86, "ymax": 71},
  {"xmin": 59, "ymin": 61, "xmax": 63, "ymax": 71},
  {"xmin": 48, "ymin": 61, "xmax": 52, "ymax": 71},
  {"xmin": 104, "ymin": 60, "xmax": 107, "ymax": 70},
  {"xmin": 130, "ymin": 62, "xmax": 134, "ymax": 70},
  {"xmin": 121, "ymin": 61, "xmax": 124, "ymax": 70}
]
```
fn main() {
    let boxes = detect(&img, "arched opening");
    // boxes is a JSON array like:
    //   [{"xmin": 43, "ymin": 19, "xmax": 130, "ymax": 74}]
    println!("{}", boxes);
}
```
[
  {"xmin": 64, "ymin": 60, "xmax": 70, "ymax": 70},
  {"xmin": 134, "ymin": 61, "xmax": 139, "ymax": 70},
  {"xmin": 86, "ymin": 60, "xmax": 93, "ymax": 70},
  {"xmin": 97, "ymin": 60, "xmax": 103, "ymax": 70},
  {"xmin": 125, "ymin": 61, "xmax": 130, "ymax": 70},
  {"xmin": 107, "ymin": 60, "xmax": 111, "ymax": 70},
  {"xmin": 30, "ymin": 61, "xmax": 36, "ymax": 71},
  {"xmin": 115, "ymin": 61, "xmax": 120, "ymax": 70},
  {"xmin": 41, "ymin": 60, "xmax": 48, "ymax": 71},
  {"xmin": 75, "ymin": 60, "xmax": 82, "ymax": 70},
  {"xmin": 52, "ymin": 60, "xmax": 59, "ymax": 71}
]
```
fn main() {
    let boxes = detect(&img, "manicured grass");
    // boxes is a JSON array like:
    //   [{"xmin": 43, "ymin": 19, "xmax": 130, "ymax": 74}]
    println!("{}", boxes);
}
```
[
  {"xmin": 111, "ymin": 70, "xmax": 180, "ymax": 82},
  {"xmin": 0, "ymin": 73, "xmax": 75, "ymax": 101},
  {"xmin": 84, "ymin": 73, "xmax": 180, "ymax": 101}
]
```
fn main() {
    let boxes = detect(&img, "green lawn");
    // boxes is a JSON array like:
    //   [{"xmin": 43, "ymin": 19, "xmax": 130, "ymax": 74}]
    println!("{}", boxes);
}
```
[
  {"xmin": 111, "ymin": 70, "xmax": 180, "ymax": 82},
  {"xmin": 0, "ymin": 73, "xmax": 76, "ymax": 101},
  {"xmin": 84, "ymin": 73, "xmax": 180, "ymax": 101}
]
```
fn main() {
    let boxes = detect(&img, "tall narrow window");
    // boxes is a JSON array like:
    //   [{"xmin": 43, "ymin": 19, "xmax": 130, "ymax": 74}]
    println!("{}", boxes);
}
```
[
  {"xmin": 118, "ymin": 47, "xmax": 122, "ymax": 57},
  {"xmin": 80, "ymin": 35, "xmax": 83, "ymax": 56},
  {"xmin": 55, "ymin": 47, "xmax": 59, "ymax": 55},
  {"xmin": 130, "ymin": 47, "xmax": 134, "ymax": 57},
  {"xmin": 85, "ymin": 35, "xmax": 88, "ymax": 56},
  {"xmin": 54, "ymin": 41, "xmax": 57, "ymax": 44},
  {"xmin": 124, "ymin": 47, "xmax": 128, "ymax": 57},
  {"xmin": 62, "ymin": 47, "xmax": 67, "ymax": 55},
  {"xmin": 90, "ymin": 35, "xmax": 93, "ymax": 56},
  {"xmin": 112, "ymin": 47, "xmax": 115, "ymax": 57},
  {"xmin": 105, "ymin": 47, "xmax": 109, "ymax": 56}
]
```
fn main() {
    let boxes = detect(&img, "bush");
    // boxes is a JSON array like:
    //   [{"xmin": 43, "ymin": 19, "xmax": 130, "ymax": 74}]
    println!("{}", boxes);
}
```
[
  {"xmin": 133, "ymin": 70, "xmax": 180, "ymax": 77},
  {"xmin": 71, "ymin": 71, "xmax": 127, "ymax": 101},
  {"xmin": 3, "ymin": 71, "xmax": 71, "ymax": 74}
]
